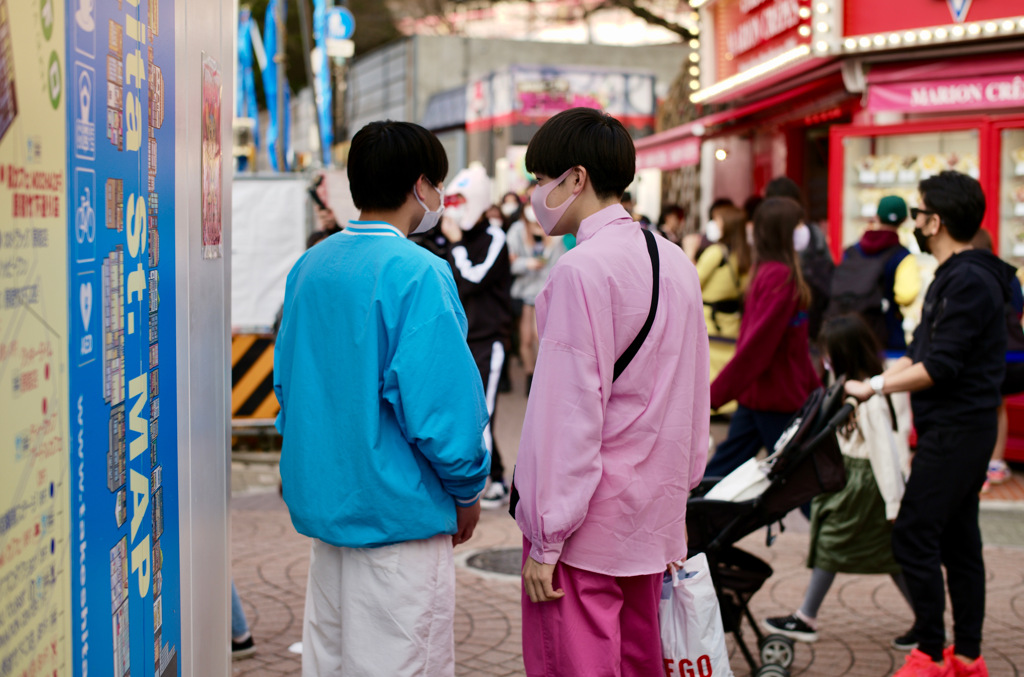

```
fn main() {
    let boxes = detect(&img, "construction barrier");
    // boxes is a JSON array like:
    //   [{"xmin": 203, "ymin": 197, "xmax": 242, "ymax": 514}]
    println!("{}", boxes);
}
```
[{"xmin": 232, "ymin": 333, "xmax": 279, "ymax": 425}]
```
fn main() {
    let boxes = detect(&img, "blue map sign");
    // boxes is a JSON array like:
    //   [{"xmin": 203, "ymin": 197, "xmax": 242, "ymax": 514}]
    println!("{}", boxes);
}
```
[
  {"xmin": 66, "ymin": 0, "xmax": 180, "ymax": 674},
  {"xmin": 326, "ymin": 6, "xmax": 355, "ymax": 41}
]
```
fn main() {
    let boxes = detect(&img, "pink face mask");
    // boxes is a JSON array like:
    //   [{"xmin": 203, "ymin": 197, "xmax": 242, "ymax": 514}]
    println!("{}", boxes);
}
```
[{"xmin": 530, "ymin": 167, "xmax": 579, "ymax": 235}]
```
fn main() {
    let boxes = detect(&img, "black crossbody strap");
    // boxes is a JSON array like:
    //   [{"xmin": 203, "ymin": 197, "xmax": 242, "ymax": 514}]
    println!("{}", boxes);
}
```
[{"xmin": 613, "ymin": 228, "xmax": 660, "ymax": 382}]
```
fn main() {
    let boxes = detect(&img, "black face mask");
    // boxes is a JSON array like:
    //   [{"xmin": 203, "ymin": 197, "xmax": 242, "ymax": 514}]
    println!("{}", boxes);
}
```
[{"xmin": 913, "ymin": 227, "xmax": 931, "ymax": 254}]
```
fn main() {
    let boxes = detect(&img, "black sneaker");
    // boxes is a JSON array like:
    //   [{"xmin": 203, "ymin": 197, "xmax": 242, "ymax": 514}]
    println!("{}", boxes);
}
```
[
  {"xmin": 232, "ymin": 635, "xmax": 256, "ymax": 660},
  {"xmin": 761, "ymin": 614, "xmax": 819, "ymax": 643},
  {"xmin": 891, "ymin": 628, "xmax": 918, "ymax": 651}
]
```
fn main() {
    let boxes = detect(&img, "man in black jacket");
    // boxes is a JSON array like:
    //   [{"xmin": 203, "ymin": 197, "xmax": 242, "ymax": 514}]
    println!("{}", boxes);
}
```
[
  {"xmin": 440, "ymin": 164, "xmax": 514, "ymax": 509},
  {"xmin": 846, "ymin": 171, "xmax": 1013, "ymax": 677}
]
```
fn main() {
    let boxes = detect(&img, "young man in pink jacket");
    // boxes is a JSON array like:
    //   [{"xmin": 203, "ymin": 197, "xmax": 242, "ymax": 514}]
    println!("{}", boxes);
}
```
[{"xmin": 511, "ymin": 107, "xmax": 711, "ymax": 675}]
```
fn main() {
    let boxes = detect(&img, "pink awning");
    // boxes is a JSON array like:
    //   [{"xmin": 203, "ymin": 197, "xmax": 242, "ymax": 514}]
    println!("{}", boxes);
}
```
[{"xmin": 866, "ymin": 53, "xmax": 1024, "ymax": 114}]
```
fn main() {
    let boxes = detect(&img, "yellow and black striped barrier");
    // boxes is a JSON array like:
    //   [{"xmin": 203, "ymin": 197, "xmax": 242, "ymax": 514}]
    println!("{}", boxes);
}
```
[{"xmin": 232, "ymin": 334, "xmax": 280, "ymax": 425}]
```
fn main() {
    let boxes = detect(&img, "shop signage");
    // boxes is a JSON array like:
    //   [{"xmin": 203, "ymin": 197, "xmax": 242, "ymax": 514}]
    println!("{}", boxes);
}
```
[
  {"xmin": 66, "ymin": 0, "xmax": 181, "ymax": 675},
  {"xmin": 845, "ymin": 0, "xmax": 1020, "ymax": 37},
  {"xmin": 466, "ymin": 66, "xmax": 656, "ymax": 132},
  {"xmin": 713, "ymin": 0, "xmax": 810, "ymax": 82},
  {"xmin": 635, "ymin": 136, "xmax": 701, "ymax": 171},
  {"xmin": 868, "ymin": 74, "xmax": 1024, "ymax": 113}
]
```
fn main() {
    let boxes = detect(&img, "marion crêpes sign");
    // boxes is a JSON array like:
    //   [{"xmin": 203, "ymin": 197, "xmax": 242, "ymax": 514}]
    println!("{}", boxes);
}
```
[
  {"xmin": 845, "ymin": 0, "xmax": 1023, "ymax": 36},
  {"xmin": 868, "ymin": 73, "xmax": 1024, "ymax": 114},
  {"xmin": 711, "ymin": 0, "xmax": 811, "ymax": 82}
]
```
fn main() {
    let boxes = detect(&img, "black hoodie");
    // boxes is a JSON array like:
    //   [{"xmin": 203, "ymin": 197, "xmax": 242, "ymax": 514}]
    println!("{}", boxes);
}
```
[
  {"xmin": 447, "ymin": 219, "xmax": 513, "ymax": 349},
  {"xmin": 908, "ymin": 249, "xmax": 1016, "ymax": 430}
]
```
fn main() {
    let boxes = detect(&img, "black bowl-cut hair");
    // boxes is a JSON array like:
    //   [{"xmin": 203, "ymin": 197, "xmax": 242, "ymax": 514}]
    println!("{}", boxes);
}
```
[
  {"xmin": 919, "ymin": 170, "xmax": 986, "ymax": 243},
  {"xmin": 348, "ymin": 120, "xmax": 448, "ymax": 211},
  {"xmin": 524, "ymin": 108, "xmax": 635, "ymax": 200}
]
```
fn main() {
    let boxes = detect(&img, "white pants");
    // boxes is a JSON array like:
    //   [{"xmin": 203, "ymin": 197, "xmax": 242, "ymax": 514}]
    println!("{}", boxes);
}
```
[{"xmin": 302, "ymin": 534, "xmax": 456, "ymax": 677}]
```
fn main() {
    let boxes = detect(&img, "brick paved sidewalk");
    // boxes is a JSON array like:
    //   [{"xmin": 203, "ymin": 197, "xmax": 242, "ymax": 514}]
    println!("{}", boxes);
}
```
[
  {"xmin": 231, "ymin": 377, "xmax": 1024, "ymax": 676},
  {"xmin": 230, "ymin": 490, "xmax": 1024, "ymax": 677}
]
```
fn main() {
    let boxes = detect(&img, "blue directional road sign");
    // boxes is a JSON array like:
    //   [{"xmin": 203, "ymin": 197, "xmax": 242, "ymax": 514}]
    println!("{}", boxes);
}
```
[{"xmin": 326, "ymin": 7, "xmax": 356, "ymax": 41}]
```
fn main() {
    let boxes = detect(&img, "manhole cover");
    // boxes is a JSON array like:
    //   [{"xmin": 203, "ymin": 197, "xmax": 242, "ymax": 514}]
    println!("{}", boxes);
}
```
[{"xmin": 465, "ymin": 547, "xmax": 522, "ymax": 576}]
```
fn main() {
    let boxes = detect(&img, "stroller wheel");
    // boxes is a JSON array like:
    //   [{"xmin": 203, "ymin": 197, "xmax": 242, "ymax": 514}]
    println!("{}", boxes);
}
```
[
  {"xmin": 759, "ymin": 634, "xmax": 796, "ymax": 669},
  {"xmin": 755, "ymin": 664, "xmax": 789, "ymax": 677}
]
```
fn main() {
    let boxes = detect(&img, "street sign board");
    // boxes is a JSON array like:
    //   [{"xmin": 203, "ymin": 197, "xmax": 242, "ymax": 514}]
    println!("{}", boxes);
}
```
[{"xmin": 326, "ymin": 7, "xmax": 355, "ymax": 40}]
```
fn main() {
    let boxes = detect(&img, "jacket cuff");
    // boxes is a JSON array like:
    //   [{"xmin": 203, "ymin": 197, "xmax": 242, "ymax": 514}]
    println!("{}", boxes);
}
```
[{"xmin": 453, "ymin": 488, "xmax": 485, "ymax": 507}]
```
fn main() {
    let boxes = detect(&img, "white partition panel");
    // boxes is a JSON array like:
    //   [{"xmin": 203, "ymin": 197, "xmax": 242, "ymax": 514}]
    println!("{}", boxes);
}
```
[{"xmin": 175, "ymin": 0, "xmax": 234, "ymax": 675}]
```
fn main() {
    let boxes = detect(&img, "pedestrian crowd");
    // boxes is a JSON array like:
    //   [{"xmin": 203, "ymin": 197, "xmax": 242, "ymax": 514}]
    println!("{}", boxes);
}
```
[{"xmin": 249, "ymin": 107, "xmax": 1017, "ymax": 677}]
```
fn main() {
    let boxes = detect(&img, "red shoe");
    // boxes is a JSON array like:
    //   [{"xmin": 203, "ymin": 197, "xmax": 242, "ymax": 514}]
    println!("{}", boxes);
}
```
[
  {"xmin": 944, "ymin": 647, "xmax": 989, "ymax": 677},
  {"xmin": 893, "ymin": 649, "xmax": 954, "ymax": 677}
]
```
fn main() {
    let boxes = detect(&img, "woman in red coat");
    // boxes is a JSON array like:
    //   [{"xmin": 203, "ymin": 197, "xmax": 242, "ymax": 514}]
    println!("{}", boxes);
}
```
[{"xmin": 706, "ymin": 196, "xmax": 822, "ymax": 477}]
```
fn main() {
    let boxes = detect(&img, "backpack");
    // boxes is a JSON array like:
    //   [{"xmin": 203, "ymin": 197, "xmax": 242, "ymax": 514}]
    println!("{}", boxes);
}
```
[
  {"xmin": 703, "ymin": 245, "xmax": 743, "ymax": 333},
  {"xmin": 799, "ymin": 223, "xmax": 835, "ymax": 340},
  {"xmin": 825, "ymin": 244, "xmax": 903, "ymax": 347}
]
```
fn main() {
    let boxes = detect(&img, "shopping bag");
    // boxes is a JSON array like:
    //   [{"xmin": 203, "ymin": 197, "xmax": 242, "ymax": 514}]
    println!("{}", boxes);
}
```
[{"xmin": 660, "ymin": 552, "xmax": 733, "ymax": 677}]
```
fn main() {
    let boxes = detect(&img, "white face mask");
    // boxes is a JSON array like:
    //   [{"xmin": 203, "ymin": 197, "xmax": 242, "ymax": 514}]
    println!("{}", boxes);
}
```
[
  {"xmin": 500, "ymin": 202, "xmax": 518, "ymax": 217},
  {"xmin": 523, "ymin": 205, "xmax": 536, "ymax": 223},
  {"xmin": 489, "ymin": 217, "xmax": 503, "ymax": 229},
  {"xmin": 412, "ymin": 182, "xmax": 444, "ymax": 235},
  {"xmin": 793, "ymin": 223, "xmax": 811, "ymax": 252},
  {"xmin": 705, "ymin": 219, "xmax": 722, "ymax": 243}
]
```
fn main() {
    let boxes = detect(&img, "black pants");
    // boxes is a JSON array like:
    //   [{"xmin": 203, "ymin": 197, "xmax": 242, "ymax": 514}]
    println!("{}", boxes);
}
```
[
  {"xmin": 891, "ymin": 419, "xmax": 995, "ymax": 662},
  {"xmin": 705, "ymin": 405, "xmax": 794, "ymax": 478},
  {"xmin": 470, "ymin": 340, "xmax": 506, "ymax": 483}
]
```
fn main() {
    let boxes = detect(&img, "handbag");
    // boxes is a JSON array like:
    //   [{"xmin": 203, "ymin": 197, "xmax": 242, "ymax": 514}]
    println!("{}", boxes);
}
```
[
  {"xmin": 660, "ymin": 552, "xmax": 734, "ymax": 677},
  {"xmin": 509, "ymin": 228, "xmax": 661, "ymax": 519}
]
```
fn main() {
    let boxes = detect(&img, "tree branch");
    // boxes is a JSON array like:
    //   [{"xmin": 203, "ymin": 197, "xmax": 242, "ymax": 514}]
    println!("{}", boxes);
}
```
[{"xmin": 611, "ymin": 0, "xmax": 695, "ymax": 40}]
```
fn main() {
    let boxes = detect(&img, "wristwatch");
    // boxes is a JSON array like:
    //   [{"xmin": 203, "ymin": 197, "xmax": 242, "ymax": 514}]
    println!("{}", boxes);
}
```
[{"xmin": 869, "ymin": 374, "xmax": 885, "ymax": 396}]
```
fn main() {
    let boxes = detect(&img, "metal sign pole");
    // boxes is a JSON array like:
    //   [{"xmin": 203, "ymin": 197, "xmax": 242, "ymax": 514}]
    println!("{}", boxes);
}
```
[
  {"xmin": 296, "ymin": 0, "xmax": 323, "ymax": 167},
  {"xmin": 275, "ymin": 0, "xmax": 286, "ymax": 170}
]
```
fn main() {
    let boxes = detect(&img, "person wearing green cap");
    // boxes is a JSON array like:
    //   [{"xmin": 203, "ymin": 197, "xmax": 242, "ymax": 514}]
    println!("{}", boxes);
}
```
[{"xmin": 825, "ymin": 195, "xmax": 921, "ymax": 351}]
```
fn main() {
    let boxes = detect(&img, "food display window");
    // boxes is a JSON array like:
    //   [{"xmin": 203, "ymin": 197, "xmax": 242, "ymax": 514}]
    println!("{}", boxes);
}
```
[
  {"xmin": 831, "ymin": 122, "xmax": 984, "ymax": 255},
  {"xmin": 996, "ymin": 120, "xmax": 1024, "ymax": 266}
]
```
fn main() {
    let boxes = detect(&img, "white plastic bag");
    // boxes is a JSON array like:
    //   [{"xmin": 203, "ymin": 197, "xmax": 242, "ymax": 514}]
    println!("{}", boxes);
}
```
[{"xmin": 660, "ymin": 552, "xmax": 733, "ymax": 677}]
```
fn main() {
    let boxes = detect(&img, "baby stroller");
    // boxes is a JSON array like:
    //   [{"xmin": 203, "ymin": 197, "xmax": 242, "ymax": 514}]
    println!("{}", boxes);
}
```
[{"xmin": 686, "ymin": 379, "xmax": 855, "ymax": 677}]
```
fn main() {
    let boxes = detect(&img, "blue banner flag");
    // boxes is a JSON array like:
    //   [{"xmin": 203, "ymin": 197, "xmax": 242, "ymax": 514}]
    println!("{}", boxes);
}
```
[
  {"xmin": 237, "ymin": 9, "xmax": 259, "ymax": 171},
  {"xmin": 312, "ymin": 0, "xmax": 333, "ymax": 166},
  {"xmin": 263, "ymin": 0, "xmax": 291, "ymax": 171}
]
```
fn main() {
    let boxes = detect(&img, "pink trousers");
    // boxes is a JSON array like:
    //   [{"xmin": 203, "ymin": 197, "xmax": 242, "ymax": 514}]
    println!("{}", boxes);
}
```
[{"xmin": 521, "ymin": 538, "xmax": 663, "ymax": 677}]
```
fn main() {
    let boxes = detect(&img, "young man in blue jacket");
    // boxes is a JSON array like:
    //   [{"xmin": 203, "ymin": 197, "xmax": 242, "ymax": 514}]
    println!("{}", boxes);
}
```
[{"xmin": 273, "ymin": 120, "xmax": 491, "ymax": 676}]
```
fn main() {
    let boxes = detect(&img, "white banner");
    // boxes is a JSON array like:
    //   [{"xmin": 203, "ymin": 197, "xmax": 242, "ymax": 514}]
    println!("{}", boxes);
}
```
[{"xmin": 231, "ymin": 178, "xmax": 308, "ymax": 330}]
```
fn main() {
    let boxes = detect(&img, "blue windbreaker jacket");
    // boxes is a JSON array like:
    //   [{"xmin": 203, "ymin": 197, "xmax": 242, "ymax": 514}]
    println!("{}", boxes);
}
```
[{"xmin": 274, "ymin": 221, "xmax": 490, "ymax": 548}]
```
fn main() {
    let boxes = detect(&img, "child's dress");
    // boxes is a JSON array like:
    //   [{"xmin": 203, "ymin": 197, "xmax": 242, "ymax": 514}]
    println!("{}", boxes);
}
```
[{"xmin": 807, "ymin": 392, "xmax": 912, "ymax": 574}]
